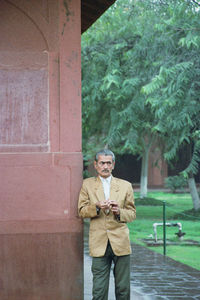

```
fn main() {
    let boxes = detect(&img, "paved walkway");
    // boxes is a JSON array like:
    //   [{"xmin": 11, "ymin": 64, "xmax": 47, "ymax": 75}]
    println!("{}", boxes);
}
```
[{"xmin": 84, "ymin": 222, "xmax": 200, "ymax": 300}]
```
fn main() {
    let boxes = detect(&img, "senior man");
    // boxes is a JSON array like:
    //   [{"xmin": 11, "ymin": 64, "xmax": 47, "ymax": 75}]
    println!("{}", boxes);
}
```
[{"xmin": 78, "ymin": 149, "xmax": 136, "ymax": 300}]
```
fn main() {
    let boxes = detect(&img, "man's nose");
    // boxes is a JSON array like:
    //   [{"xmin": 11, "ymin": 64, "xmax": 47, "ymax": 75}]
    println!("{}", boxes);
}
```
[{"xmin": 103, "ymin": 163, "xmax": 109, "ymax": 167}]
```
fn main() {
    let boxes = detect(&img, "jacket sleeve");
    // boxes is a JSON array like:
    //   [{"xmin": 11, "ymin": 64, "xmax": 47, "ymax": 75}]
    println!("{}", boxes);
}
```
[
  {"xmin": 78, "ymin": 181, "xmax": 98, "ymax": 218},
  {"xmin": 118, "ymin": 183, "xmax": 136, "ymax": 223}
]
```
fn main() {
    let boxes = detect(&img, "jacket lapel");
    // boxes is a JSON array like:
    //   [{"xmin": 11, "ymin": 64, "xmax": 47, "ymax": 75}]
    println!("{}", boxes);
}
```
[
  {"xmin": 110, "ymin": 177, "xmax": 120, "ymax": 201},
  {"xmin": 94, "ymin": 176, "xmax": 105, "ymax": 202}
]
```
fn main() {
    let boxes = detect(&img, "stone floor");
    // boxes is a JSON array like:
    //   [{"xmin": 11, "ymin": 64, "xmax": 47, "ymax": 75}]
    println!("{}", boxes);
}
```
[{"xmin": 84, "ymin": 223, "xmax": 200, "ymax": 300}]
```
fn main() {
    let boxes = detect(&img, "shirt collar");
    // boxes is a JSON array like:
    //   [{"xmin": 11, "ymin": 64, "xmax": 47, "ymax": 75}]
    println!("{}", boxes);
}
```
[{"xmin": 99, "ymin": 175, "xmax": 112, "ymax": 184}]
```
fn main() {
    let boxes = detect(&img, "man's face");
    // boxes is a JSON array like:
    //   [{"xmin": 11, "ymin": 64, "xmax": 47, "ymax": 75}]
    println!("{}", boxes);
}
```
[{"xmin": 94, "ymin": 155, "xmax": 115, "ymax": 178}]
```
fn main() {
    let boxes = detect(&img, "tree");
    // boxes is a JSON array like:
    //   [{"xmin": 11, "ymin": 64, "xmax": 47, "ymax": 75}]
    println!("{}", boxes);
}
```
[
  {"xmin": 82, "ymin": 0, "xmax": 200, "ymax": 206},
  {"xmin": 142, "ymin": 0, "xmax": 200, "ymax": 209},
  {"xmin": 82, "ymin": 0, "xmax": 168, "ymax": 197}
]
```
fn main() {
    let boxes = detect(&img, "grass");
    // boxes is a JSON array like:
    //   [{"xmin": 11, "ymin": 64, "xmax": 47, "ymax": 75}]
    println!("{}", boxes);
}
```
[{"xmin": 128, "ymin": 191, "xmax": 200, "ymax": 270}]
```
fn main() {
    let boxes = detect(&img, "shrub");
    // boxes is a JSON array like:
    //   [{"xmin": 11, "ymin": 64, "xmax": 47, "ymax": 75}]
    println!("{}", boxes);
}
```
[
  {"xmin": 135, "ymin": 197, "xmax": 163, "ymax": 206},
  {"xmin": 164, "ymin": 175, "xmax": 187, "ymax": 193},
  {"xmin": 83, "ymin": 169, "xmax": 90, "ymax": 179}
]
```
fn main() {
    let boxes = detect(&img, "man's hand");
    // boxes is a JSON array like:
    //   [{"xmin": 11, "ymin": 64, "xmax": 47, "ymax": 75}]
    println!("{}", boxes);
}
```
[
  {"xmin": 109, "ymin": 200, "xmax": 120, "ymax": 215},
  {"xmin": 96, "ymin": 200, "xmax": 120, "ymax": 215},
  {"xmin": 96, "ymin": 200, "xmax": 110, "ymax": 211}
]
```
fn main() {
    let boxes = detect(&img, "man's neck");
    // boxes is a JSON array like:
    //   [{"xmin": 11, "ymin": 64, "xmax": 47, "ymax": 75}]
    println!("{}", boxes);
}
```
[{"xmin": 99, "ymin": 175, "xmax": 112, "ymax": 181}]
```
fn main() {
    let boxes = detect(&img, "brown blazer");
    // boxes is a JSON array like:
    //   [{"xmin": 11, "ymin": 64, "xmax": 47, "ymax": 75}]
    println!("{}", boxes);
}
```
[{"xmin": 78, "ymin": 176, "xmax": 136, "ymax": 257}]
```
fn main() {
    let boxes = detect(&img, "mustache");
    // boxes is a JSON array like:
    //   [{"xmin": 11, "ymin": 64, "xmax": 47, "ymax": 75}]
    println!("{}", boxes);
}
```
[{"xmin": 102, "ymin": 169, "xmax": 109, "ymax": 172}]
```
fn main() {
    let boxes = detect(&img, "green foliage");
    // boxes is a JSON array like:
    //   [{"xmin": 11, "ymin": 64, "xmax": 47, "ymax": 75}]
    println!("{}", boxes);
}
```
[
  {"xmin": 82, "ymin": 0, "xmax": 200, "ymax": 203},
  {"xmin": 181, "ymin": 140, "xmax": 200, "ymax": 177},
  {"xmin": 164, "ymin": 176, "xmax": 187, "ymax": 193},
  {"xmin": 82, "ymin": 0, "xmax": 163, "ymax": 157},
  {"xmin": 141, "ymin": 0, "xmax": 200, "ymax": 178},
  {"xmin": 83, "ymin": 169, "xmax": 91, "ymax": 179}
]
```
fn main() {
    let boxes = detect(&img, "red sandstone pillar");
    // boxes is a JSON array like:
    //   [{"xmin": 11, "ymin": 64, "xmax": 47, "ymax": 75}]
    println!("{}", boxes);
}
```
[{"xmin": 0, "ymin": 1, "xmax": 83, "ymax": 299}]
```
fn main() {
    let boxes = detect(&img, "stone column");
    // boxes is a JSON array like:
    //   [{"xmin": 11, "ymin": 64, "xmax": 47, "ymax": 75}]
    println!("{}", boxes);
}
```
[{"xmin": 0, "ymin": 1, "xmax": 83, "ymax": 299}]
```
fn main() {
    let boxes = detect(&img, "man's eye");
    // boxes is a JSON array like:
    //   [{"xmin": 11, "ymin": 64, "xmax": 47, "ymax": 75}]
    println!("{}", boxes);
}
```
[{"xmin": 99, "ymin": 161, "xmax": 112, "ymax": 166}]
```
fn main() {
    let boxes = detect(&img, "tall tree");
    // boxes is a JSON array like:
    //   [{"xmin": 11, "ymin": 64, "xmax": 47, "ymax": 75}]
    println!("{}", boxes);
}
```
[
  {"xmin": 82, "ymin": 0, "xmax": 168, "ymax": 197},
  {"xmin": 82, "ymin": 0, "xmax": 200, "ymax": 205},
  {"xmin": 142, "ymin": 0, "xmax": 200, "ymax": 209}
]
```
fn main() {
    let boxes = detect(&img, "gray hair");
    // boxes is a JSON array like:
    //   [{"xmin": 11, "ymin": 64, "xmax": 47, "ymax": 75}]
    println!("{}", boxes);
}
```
[{"xmin": 95, "ymin": 149, "xmax": 115, "ymax": 162}]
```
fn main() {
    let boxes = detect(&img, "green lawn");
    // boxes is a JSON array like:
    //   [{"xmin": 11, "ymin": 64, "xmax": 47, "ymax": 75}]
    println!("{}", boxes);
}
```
[{"xmin": 128, "ymin": 191, "xmax": 200, "ymax": 270}]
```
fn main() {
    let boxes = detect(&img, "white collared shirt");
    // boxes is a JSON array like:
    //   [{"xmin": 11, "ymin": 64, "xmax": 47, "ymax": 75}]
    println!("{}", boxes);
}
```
[{"xmin": 99, "ymin": 175, "xmax": 112, "ymax": 200}]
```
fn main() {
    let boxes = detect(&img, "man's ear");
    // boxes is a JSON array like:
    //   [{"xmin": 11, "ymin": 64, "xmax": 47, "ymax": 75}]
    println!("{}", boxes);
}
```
[
  {"xmin": 94, "ymin": 160, "xmax": 97, "ymax": 170},
  {"xmin": 112, "ymin": 161, "xmax": 115, "ymax": 170}
]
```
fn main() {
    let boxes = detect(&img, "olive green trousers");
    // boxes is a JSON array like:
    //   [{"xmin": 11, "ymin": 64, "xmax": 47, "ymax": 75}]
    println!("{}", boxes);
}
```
[{"xmin": 91, "ymin": 240, "xmax": 130, "ymax": 300}]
